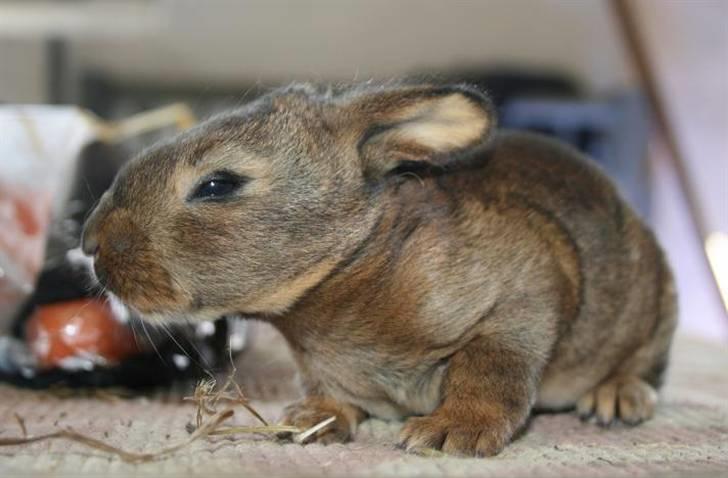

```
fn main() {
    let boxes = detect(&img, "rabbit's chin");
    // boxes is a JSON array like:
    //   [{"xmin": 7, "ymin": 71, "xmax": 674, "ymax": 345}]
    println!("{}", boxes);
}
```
[
  {"xmin": 100, "ymin": 280, "xmax": 244, "ymax": 324},
  {"xmin": 131, "ymin": 302, "xmax": 236, "ymax": 325}
]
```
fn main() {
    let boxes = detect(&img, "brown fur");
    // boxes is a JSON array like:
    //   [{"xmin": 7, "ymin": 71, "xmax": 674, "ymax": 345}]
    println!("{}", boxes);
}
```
[{"xmin": 82, "ymin": 82, "xmax": 677, "ymax": 456}]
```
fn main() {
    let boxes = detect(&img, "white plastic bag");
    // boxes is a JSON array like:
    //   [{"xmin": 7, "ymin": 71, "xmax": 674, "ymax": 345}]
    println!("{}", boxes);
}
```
[{"xmin": 0, "ymin": 106, "xmax": 96, "ymax": 331}]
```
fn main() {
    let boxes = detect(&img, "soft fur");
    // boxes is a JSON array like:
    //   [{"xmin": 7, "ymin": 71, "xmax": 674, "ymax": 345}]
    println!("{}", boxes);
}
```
[{"xmin": 82, "ymin": 82, "xmax": 677, "ymax": 457}]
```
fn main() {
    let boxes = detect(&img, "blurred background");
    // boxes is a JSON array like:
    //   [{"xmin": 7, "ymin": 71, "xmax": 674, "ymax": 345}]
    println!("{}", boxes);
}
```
[{"xmin": 0, "ymin": 0, "xmax": 725, "ymax": 387}]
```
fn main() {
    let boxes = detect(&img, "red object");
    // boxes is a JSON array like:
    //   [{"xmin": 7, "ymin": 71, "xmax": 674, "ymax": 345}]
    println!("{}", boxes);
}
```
[{"xmin": 26, "ymin": 299, "xmax": 140, "ymax": 369}]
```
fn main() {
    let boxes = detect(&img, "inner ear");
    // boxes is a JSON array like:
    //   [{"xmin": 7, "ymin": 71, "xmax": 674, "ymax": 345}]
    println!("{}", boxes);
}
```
[
  {"xmin": 380, "ymin": 92, "xmax": 491, "ymax": 153},
  {"xmin": 354, "ymin": 85, "xmax": 495, "ymax": 177}
]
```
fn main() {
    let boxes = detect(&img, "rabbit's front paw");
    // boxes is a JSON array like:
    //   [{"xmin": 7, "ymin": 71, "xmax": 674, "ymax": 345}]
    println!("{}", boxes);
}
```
[
  {"xmin": 278, "ymin": 396, "xmax": 364, "ymax": 445},
  {"xmin": 398, "ymin": 411, "xmax": 510, "ymax": 457}
]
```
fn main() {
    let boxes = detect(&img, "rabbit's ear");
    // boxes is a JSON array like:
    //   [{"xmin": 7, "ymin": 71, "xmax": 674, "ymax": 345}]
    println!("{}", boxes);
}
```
[{"xmin": 341, "ymin": 84, "xmax": 496, "ymax": 178}]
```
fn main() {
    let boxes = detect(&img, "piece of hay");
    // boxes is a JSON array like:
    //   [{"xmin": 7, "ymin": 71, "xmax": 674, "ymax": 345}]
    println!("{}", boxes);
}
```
[
  {"xmin": 0, "ymin": 409, "xmax": 233, "ymax": 464},
  {"xmin": 185, "ymin": 378, "xmax": 337, "ymax": 443},
  {"xmin": 13, "ymin": 413, "xmax": 27, "ymax": 438},
  {"xmin": 0, "ymin": 375, "xmax": 339, "ymax": 463},
  {"xmin": 184, "ymin": 376, "xmax": 269, "ymax": 429},
  {"xmin": 293, "ymin": 415, "xmax": 337, "ymax": 444}
]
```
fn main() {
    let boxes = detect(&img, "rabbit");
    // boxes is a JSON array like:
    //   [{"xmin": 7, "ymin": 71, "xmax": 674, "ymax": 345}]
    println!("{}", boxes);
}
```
[{"xmin": 81, "ymin": 82, "xmax": 677, "ymax": 457}]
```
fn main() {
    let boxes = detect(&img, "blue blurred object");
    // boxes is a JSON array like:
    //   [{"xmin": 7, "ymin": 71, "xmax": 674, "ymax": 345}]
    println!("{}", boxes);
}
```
[{"xmin": 500, "ymin": 91, "xmax": 650, "ymax": 218}]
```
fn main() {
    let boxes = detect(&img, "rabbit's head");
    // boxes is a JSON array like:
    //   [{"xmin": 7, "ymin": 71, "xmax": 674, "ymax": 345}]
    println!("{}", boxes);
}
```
[{"xmin": 81, "ymin": 83, "xmax": 495, "ymax": 321}]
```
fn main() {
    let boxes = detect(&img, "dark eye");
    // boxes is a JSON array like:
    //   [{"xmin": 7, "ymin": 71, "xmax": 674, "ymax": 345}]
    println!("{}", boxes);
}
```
[{"xmin": 189, "ymin": 172, "xmax": 246, "ymax": 202}]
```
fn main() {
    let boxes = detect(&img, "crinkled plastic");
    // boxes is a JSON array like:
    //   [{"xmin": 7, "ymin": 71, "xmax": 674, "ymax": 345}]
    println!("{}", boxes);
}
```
[{"xmin": 0, "ymin": 106, "xmax": 96, "ymax": 331}]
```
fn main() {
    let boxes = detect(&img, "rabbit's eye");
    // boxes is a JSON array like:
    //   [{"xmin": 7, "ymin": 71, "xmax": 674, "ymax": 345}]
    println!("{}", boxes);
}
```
[{"xmin": 189, "ymin": 171, "xmax": 246, "ymax": 202}]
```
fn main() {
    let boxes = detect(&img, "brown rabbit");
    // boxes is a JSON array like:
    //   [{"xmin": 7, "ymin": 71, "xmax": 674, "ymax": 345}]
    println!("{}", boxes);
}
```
[{"xmin": 82, "ymin": 83, "xmax": 676, "ymax": 457}]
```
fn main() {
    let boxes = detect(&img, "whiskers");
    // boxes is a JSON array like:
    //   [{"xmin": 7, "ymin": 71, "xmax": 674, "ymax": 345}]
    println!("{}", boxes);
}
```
[
  {"xmin": 160, "ymin": 319, "xmax": 214, "ymax": 373},
  {"xmin": 67, "ymin": 247, "xmax": 221, "ymax": 382},
  {"xmin": 138, "ymin": 318, "xmax": 166, "ymax": 364}
]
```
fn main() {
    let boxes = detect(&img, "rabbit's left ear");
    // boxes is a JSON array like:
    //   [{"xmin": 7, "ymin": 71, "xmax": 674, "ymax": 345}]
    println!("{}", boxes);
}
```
[{"xmin": 340, "ymin": 84, "xmax": 496, "ymax": 178}]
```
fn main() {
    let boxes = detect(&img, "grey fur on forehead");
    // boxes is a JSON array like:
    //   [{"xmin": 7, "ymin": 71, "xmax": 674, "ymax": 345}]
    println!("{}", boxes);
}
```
[
  {"xmin": 242, "ymin": 79, "xmax": 440, "ymax": 107},
  {"xmin": 187, "ymin": 79, "xmax": 480, "ymax": 136},
  {"xmin": 126, "ymin": 80, "xmax": 491, "ymax": 172}
]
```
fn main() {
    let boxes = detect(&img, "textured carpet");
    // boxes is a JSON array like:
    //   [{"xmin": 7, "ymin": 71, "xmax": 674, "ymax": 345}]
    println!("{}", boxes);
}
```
[{"xmin": 0, "ymin": 323, "xmax": 726, "ymax": 477}]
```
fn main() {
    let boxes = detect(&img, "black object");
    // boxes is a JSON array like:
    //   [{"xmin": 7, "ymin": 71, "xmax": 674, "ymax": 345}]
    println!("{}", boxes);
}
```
[
  {"xmin": 425, "ymin": 69, "xmax": 581, "ymax": 107},
  {"xmin": 0, "ymin": 320, "xmax": 230, "ymax": 391},
  {"xmin": 2, "ymin": 140, "xmax": 241, "ymax": 390}
]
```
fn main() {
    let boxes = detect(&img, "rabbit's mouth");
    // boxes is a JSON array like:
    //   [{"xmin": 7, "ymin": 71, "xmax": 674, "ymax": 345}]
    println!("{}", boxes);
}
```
[
  {"xmin": 82, "ymin": 209, "xmax": 196, "ymax": 317},
  {"xmin": 69, "ymin": 246, "xmax": 183, "ymax": 319},
  {"xmin": 95, "ymin": 261, "xmax": 185, "ymax": 313},
  {"xmin": 87, "ymin": 251, "xmax": 195, "ymax": 322}
]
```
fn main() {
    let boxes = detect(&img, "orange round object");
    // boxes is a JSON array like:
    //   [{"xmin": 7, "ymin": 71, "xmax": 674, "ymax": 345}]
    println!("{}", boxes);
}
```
[{"xmin": 26, "ymin": 299, "xmax": 140, "ymax": 369}]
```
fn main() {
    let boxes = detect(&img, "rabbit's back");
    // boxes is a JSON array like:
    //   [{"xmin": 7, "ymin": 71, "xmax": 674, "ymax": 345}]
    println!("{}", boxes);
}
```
[{"xmin": 473, "ymin": 131, "xmax": 675, "ymax": 409}]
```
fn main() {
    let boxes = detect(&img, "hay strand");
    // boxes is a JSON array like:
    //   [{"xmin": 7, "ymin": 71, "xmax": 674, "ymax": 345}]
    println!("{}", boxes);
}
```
[{"xmin": 0, "ymin": 373, "xmax": 300, "ymax": 463}]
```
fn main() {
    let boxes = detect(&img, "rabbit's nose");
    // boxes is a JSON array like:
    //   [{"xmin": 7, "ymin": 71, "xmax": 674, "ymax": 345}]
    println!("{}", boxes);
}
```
[{"xmin": 81, "ymin": 227, "xmax": 100, "ymax": 256}]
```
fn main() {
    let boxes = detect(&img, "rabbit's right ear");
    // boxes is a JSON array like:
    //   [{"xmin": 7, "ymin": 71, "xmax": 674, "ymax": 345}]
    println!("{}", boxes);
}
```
[{"xmin": 336, "ymin": 84, "xmax": 496, "ymax": 179}]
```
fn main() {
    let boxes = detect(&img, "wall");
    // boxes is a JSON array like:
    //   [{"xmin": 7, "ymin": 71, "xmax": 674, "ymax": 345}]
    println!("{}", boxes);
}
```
[
  {"xmin": 70, "ymin": 0, "xmax": 632, "ymax": 93},
  {"xmin": 0, "ymin": 39, "xmax": 46, "ymax": 103}
]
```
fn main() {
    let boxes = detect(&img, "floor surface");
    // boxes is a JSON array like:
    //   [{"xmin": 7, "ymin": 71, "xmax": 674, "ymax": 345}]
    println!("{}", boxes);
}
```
[{"xmin": 0, "ymin": 323, "xmax": 726, "ymax": 477}]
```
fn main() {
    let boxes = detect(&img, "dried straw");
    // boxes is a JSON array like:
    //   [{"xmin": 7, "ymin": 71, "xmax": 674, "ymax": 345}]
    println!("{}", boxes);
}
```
[{"xmin": 0, "ymin": 374, "xmax": 337, "ymax": 463}]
